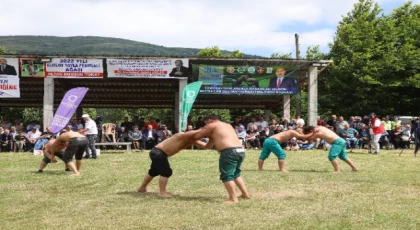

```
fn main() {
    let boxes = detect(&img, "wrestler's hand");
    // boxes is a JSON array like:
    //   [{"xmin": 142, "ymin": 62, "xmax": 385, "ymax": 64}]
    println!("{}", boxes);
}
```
[{"xmin": 51, "ymin": 158, "xmax": 58, "ymax": 163}]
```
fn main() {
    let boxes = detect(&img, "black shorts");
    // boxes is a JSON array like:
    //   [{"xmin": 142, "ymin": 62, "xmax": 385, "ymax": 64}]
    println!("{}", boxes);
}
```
[
  {"xmin": 64, "ymin": 137, "xmax": 89, "ymax": 161},
  {"xmin": 148, "ymin": 147, "xmax": 172, "ymax": 178}
]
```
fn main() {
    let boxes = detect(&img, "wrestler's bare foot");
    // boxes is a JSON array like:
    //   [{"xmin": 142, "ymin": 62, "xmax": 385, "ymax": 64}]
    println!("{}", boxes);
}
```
[
  {"xmin": 137, "ymin": 187, "xmax": 147, "ymax": 192},
  {"xmin": 224, "ymin": 199, "xmax": 239, "ymax": 204},
  {"xmin": 352, "ymin": 168, "xmax": 359, "ymax": 172},
  {"xmin": 159, "ymin": 192, "xmax": 173, "ymax": 198},
  {"xmin": 69, "ymin": 173, "xmax": 80, "ymax": 177},
  {"xmin": 258, "ymin": 168, "xmax": 263, "ymax": 171},
  {"xmin": 239, "ymin": 194, "xmax": 250, "ymax": 199}
]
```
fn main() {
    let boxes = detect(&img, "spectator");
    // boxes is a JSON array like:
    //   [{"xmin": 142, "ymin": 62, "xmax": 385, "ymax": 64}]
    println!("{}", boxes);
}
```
[
  {"xmin": 142, "ymin": 125, "xmax": 158, "ymax": 150},
  {"xmin": 317, "ymin": 116, "xmax": 325, "ymax": 126},
  {"xmin": 296, "ymin": 115, "xmax": 305, "ymax": 127},
  {"xmin": 259, "ymin": 126, "xmax": 274, "ymax": 146},
  {"xmin": 274, "ymin": 125, "xmax": 284, "ymax": 134},
  {"xmin": 285, "ymin": 138, "xmax": 299, "ymax": 151},
  {"xmin": 129, "ymin": 126, "xmax": 143, "ymax": 150},
  {"xmin": 382, "ymin": 116, "xmax": 392, "ymax": 136},
  {"xmin": 391, "ymin": 116, "xmax": 402, "ymax": 130},
  {"xmin": 81, "ymin": 114, "xmax": 98, "ymax": 159},
  {"xmin": 327, "ymin": 115, "xmax": 337, "ymax": 131},
  {"xmin": 230, "ymin": 117, "xmax": 242, "ymax": 128},
  {"xmin": 157, "ymin": 124, "xmax": 172, "ymax": 144},
  {"xmin": 246, "ymin": 125, "xmax": 260, "ymax": 149},
  {"xmin": 358, "ymin": 124, "xmax": 370, "ymax": 149},
  {"xmin": 370, "ymin": 113, "xmax": 386, "ymax": 154},
  {"xmin": 25, "ymin": 127, "xmax": 41, "ymax": 152},
  {"xmin": 14, "ymin": 131, "xmax": 27, "ymax": 152},
  {"xmin": 335, "ymin": 116, "xmax": 348, "ymax": 136},
  {"xmin": 117, "ymin": 127, "xmax": 130, "ymax": 142},
  {"xmin": 341, "ymin": 123, "xmax": 359, "ymax": 149},
  {"xmin": 0, "ymin": 129, "xmax": 13, "ymax": 152},
  {"xmin": 121, "ymin": 117, "xmax": 133, "ymax": 131}
]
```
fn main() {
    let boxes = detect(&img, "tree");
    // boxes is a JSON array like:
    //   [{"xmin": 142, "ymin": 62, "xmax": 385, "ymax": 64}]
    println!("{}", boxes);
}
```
[
  {"xmin": 270, "ymin": 52, "xmax": 292, "ymax": 59},
  {"xmin": 228, "ymin": 49, "xmax": 244, "ymax": 58},
  {"xmin": 197, "ymin": 46, "xmax": 244, "ymax": 58},
  {"xmin": 305, "ymin": 45, "xmax": 327, "ymax": 60},
  {"xmin": 197, "ymin": 46, "xmax": 223, "ymax": 57},
  {"xmin": 325, "ymin": 0, "xmax": 420, "ymax": 116}
]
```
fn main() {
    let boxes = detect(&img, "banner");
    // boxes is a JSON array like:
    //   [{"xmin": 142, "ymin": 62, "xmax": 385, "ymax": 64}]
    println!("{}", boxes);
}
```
[
  {"xmin": 107, "ymin": 58, "xmax": 190, "ymax": 78},
  {"xmin": 46, "ymin": 58, "xmax": 103, "ymax": 78},
  {"xmin": 0, "ymin": 57, "xmax": 19, "ymax": 76},
  {"xmin": 192, "ymin": 65, "xmax": 299, "ymax": 95},
  {"xmin": 50, "ymin": 87, "xmax": 89, "ymax": 133},
  {"xmin": 20, "ymin": 58, "xmax": 46, "ymax": 77},
  {"xmin": 180, "ymin": 81, "xmax": 202, "ymax": 132},
  {"xmin": 0, "ymin": 76, "xmax": 20, "ymax": 98}
]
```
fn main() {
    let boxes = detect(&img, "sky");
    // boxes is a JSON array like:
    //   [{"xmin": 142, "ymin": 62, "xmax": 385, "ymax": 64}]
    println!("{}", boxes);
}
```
[{"xmin": 1, "ymin": 0, "xmax": 417, "ymax": 57}]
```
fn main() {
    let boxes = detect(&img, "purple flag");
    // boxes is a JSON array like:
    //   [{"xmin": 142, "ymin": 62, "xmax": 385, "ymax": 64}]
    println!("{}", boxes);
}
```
[{"xmin": 50, "ymin": 87, "xmax": 89, "ymax": 133}]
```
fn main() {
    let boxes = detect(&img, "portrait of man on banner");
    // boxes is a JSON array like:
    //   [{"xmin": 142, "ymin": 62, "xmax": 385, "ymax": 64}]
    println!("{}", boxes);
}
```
[
  {"xmin": 21, "ymin": 58, "xmax": 45, "ymax": 77},
  {"xmin": 169, "ymin": 59, "xmax": 190, "ymax": 77},
  {"xmin": 268, "ymin": 67, "xmax": 297, "ymax": 89},
  {"xmin": 0, "ymin": 58, "xmax": 17, "ymax": 75}
]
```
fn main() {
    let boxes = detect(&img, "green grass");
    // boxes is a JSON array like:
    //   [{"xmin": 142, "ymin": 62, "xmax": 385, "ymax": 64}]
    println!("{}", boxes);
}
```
[{"xmin": 1, "ymin": 148, "xmax": 420, "ymax": 230}]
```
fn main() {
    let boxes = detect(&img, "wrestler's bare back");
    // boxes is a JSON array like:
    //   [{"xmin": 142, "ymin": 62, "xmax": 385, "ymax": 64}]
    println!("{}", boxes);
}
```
[
  {"xmin": 156, "ymin": 129, "xmax": 201, "ymax": 156},
  {"xmin": 311, "ymin": 126, "xmax": 340, "ymax": 144},
  {"xmin": 204, "ymin": 121, "xmax": 242, "ymax": 151},
  {"xmin": 269, "ymin": 130, "xmax": 314, "ymax": 143}
]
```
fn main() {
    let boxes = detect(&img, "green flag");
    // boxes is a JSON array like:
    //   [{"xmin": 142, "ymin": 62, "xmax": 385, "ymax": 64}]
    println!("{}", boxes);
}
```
[{"xmin": 180, "ymin": 81, "xmax": 203, "ymax": 132}]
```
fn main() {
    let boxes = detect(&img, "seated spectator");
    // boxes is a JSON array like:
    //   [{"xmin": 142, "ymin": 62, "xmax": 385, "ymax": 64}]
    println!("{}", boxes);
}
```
[
  {"xmin": 285, "ymin": 137, "xmax": 300, "ymax": 151},
  {"xmin": 156, "ymin": 124, "xmax": 172, "ymax": 144},
  {"xmin": 236, "ymin": 125, "xmax": 247, "ymax": 147},
  {"xmin": 341, "ymin": 123, "xmax": 359, "ymax": 149},
  {"xmin": 25, "ymin": 127, "xmax": 41, "ymax": 152},
  {"xmin": 117, "ymin": 127, "xmax": 130, "ymax": 142},
  {"xmin": 0, "ymin": 129, "xmax": 13, "ymax": 152},
  {"xmin": 246, "ymin": 125, "xmax": 260, "ymax": 149},
  {"xmin": 297, "ymin": 139, "xmax": 314, "ymax": 150},
  {"xmin": 129, "ymin": 126, "xmax": 143, "ymax": 150},
  {"xmin": 142, "ymin": 125, "xmax": 157, "ymax": 150},
  {"xmin": 391, "ymin": 124, "xmax": 404, "ymax": 149},
  {"xmin": 274, "ymin": 125, "xmax": 284, "ymax": 134},
  {"xmin": 259, "ymin": 126, "xmax": 274, "ymax": 146},
  {"xmin": 358, "ymin": 124, "xmax": 370, "ymax": 149},
  {"xmin": 34, "ymin": 126, "xmax": 54, "ymax": 150},
  {"xmin": 14, "ymin": 131, "xmax": 27, "ymax": 152},
  {"xmin": 401, "ymin": 124, "xmax": 412, "ymax": 149}
]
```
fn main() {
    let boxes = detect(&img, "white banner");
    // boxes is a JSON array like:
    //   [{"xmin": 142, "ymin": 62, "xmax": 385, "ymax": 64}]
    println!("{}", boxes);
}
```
[
  {"xmin": 0, "ymin": 57, "xmax": 19, "ymax": 76},
  {"xmin": 0, "ymin": 76, "xmax": 20, "ymax": 98},
  {"xmin": 46, "ymin": 58, "xmax": 103, "ymax": 78},
  {"xmin": 107, "ymin": 58, "xmax": 189, "ymax": 78}
]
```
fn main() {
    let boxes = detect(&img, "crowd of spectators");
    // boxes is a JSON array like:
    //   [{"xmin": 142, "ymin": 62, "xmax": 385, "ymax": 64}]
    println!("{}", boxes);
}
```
[{"xmin": 1, "ymin": 114, "xmax": 419, "ymax": 154}]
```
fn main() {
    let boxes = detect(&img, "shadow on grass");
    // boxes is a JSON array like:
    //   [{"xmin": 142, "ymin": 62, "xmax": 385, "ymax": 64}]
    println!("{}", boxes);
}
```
[
  {"xmin": 116, "ymin": 191, "xmax": 217, "ymax": 202},
  {"xmin": 32, "ymin": 170, "xmax": 68, "ymax": 175},
  {"xmin": 288, "ymin": 169, "xmax": 330, "ymax": 173}
]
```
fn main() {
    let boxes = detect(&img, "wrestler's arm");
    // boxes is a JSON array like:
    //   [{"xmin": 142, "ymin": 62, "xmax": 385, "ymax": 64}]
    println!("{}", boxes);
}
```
[
  {"xmin": 306, "ymin": 132, "xmax": 321, "ymax": 142},
  {"xmin": 193, "ymin": 140, "xmax": 208, "ymax": 148},
  {"xmin": 195, "ymin": 138, "xmax": 214, "ymax": 149},
  {"xmin": 192, "ymin": 125, "xmax": 212, "ymax": 140},
  {"xmin": 295, "ymin": 131, "xmax": 316, "ymax": 140}
]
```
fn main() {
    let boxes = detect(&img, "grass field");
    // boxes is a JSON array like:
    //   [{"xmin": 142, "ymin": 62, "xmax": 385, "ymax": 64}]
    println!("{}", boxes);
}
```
[{"xmin": 1, "ymin": 148, "xmax": 420, "ymax": 230}]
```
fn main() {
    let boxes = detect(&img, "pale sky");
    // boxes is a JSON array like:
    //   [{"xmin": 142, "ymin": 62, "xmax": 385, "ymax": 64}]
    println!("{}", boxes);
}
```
[{"xmin": 1, "ymin": 0, "xmax": 416, "ymax": 57}]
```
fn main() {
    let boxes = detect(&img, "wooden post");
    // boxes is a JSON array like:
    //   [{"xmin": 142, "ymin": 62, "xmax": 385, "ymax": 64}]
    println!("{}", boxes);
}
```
[{"xmin": 43, "ymin": 78, "xmax": 54, "ymax": 131}]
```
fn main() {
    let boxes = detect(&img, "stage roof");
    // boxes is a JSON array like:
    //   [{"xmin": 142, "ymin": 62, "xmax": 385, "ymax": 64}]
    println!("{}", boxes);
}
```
[{"xmin": 0, "ymin": 57, "xmax": 323, "ymax": 109}]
